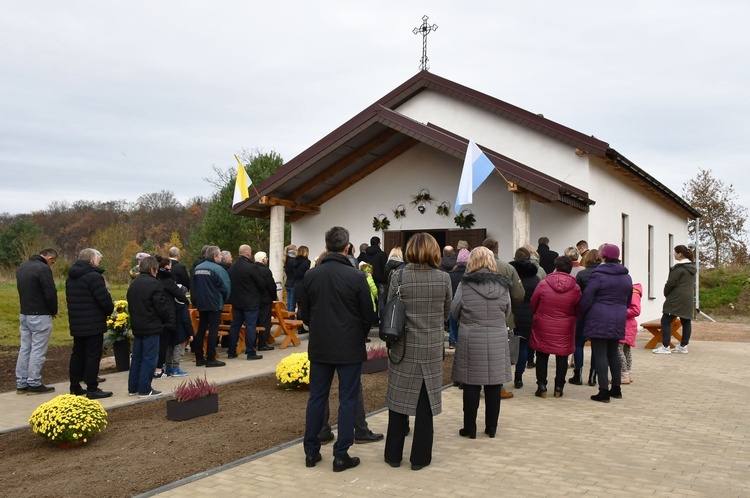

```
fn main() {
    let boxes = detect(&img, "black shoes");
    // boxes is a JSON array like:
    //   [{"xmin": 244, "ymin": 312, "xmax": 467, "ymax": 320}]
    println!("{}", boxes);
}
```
[
  {"xmin": 527, "ymin": 360, "xmax": 536, "ymax": 368},
  {"xmin": 195, "ymin": 358, "xmax": 206, "ymax": 367},
  {"xmin": 205, "ymin": 359, "xmax": 226, "ymax": 367},
  {"xmin": 258, "ymin": 345, "xmax": 274, "ymax": 351},
  {"xmin": 485, "ymin": 427, "xmax": 496, "ymax": 438},
  {"xmin": 319, "ymin": 432, "xmax": 335, "ymax": 445},
  {"xmin": 411, "ymin": 463, "xmax": 426, "ymax": 471},
  {"xmin": 535, "ymin": 384, "xmax": 547, "ymax": 398},
  {"xmin": 70, "ymin": 386, "xmax": 87, "ymax": 396},
  {"xmin": 332, "ymin": 454, "xmax": 360, "ymax": 472},
  {"xmin": 554, "ymin": 386, "xmax": 564, "ymax": 398},
  {"xmin": 459, "ymin": 428, "xmax": 476, "ymax": 439},
  {"xmin": 587, "ymin": 368, "xmax": 597, "ymax": 386},
  {"xmin": 384, "ymin": 458, "xmax": 400, "ymax": 468},
  {"xmin": 227, "ymin": 352, "xmax": 238, "ymax": 359},
  {"xmin": 354, "ymin": 432, "xmax": 384, "ymax": 444},
  {"xmin": 87, "ymin": 388, "xmax": 113, "ymax": 399},
  {"xmin": 305, "ymin": 453, "xmax": 322, "ymax": 468},
  {"xmin": 569, "ymin": 370, "xmax": 583, "ymax": 385},
  {"xmin": 609, "ymin": 386, "xmax": 623, "ymax": 399},
  {"xmin": 246, "ymin": 354, "xmax": 263, "ymax": 361},
  {"xmin": 16, "ymin": 387, "xmax": 27, "ymax": 395},
  {"xmin": 26, "ymin": 385, "xmax": 55, "ymax": 395},
  {"xmin": 591, "ymin": 390, "xmax": 610, "ymax": 403}
]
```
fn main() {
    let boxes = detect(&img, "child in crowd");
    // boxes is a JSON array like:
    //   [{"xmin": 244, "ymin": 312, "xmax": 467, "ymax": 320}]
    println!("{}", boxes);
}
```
[
  {"xmin": 359, "ymin": 262, "xmax": 378, "ymax": 311},
  {"xmin": 620, "ymin": 283, "xmax": 642, "ymax": 384}
]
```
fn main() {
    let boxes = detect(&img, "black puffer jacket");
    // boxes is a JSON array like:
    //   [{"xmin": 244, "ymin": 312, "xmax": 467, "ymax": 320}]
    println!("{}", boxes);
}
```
[
  {"xmin": 361, "ymin": 245, "xmax": 388, "ymax": 284},
  {"xmin": 65, "ymin": 260, "xmax": 114, "ymax": 337},
  {"xmin": 127, "ymin": 273, "xmax": 172, "ymax": 336},
  {"xmin": 17, "ymin": 255, "xmax": 58, "ymax": 316},
  {"xmin": 256, "ymin": 262, "xmax": 278, "ymax": 305},
  {"xmin": 298, "ymin": 253, "xmax": 374, "ymax": 364},
  {"xmin": 576, "ymin": 261, "xmax": 601, "ymax": 292},
  {"xmin": 509, "ymin": 259, "xmax": 541, "ymax": 340}
]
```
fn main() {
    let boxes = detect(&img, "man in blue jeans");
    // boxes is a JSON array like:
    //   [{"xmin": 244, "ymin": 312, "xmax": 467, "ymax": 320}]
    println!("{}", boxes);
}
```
[
  {"xmin": 298, "ymin": 226, "xmax": 374, "ymax": 472},
  {"xmin": 227, "ymin": 244, "xmax": 265, "ymax": 360},
  {"xmin": 16, "ymin": 248, "xmax": 58, "ymax": 395},
  {"xmin": 127, "ymin": 256, "xmax": 172, "ymax": 397}
]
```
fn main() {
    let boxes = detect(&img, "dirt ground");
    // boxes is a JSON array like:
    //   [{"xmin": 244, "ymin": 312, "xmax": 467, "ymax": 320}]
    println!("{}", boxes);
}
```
[{"xmin": 0, "ymin": 319, "xmax": 746, "ymax": 497}]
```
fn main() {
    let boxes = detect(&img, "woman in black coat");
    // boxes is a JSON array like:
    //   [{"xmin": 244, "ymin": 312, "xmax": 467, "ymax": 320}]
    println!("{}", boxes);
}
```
[
  {"xmin": 571, "ymin": 248, "xmax": 600, "ymax": 386},
  {"xmin": 292, "ymin": 246, "xmax": 311, "ymax": 315},
  {"xmin": 509, "ymin": 247, "xmax": 541, "ymax": 389}
]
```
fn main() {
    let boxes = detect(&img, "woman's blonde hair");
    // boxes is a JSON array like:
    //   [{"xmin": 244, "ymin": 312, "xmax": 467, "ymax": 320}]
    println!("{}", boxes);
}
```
[
  {"xmin": 564, "ymin": 246, "xmax": 580, "ymax": 261},
  {"xmin": 296, "ymin": 246, "xmax": 309, "ymax": 258},
  {"xmin": 388, "ymin": 246, "xmax": 403, "ymax": 260},
  {"xmin": 404, "ymin": 233, "xmax": 441, "ymax": 267},
  {"xmin": 466, "ymin": 246, "xmax": 498, "ymax": 273}
]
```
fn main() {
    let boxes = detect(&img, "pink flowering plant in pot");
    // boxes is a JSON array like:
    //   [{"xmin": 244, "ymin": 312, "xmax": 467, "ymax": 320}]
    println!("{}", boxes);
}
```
[{"xmin": 167, "ymin": 375, "xmax": 219, "ymax": 421}]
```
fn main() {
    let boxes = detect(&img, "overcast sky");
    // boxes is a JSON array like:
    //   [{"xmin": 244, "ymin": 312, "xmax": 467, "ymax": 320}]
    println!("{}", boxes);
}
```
[{"xmin": 2, "ymin": 1, "xmax": 748, "ymax": 216}]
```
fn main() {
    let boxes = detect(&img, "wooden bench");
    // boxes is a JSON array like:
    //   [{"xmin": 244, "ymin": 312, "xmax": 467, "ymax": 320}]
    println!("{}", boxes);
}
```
[
  {"xmin": 641, "ymin": 317, "xmax": 682, "ymax": 349},
  {"xmin": 189, "ymin": 305, "xmax": 270, "ymax": 359},
  {"xmin": 271, "ymin": 300, "xmax": 303, "ymax": 349}
]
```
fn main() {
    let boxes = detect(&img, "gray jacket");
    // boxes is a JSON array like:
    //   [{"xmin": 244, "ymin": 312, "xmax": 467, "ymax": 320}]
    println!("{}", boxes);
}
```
[
  {"xmin": 385, "ymin": 265, "xmax": 452, "ymax": 416},
  {"xmin": 451, "ymin": 269, "xmax": 513, "ymax": 386}
]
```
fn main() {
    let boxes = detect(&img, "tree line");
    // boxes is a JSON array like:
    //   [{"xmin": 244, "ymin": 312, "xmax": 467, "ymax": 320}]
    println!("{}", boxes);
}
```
[{"xmin": 0, "ymin": 149, "xmax": 286, "ymax": 282}]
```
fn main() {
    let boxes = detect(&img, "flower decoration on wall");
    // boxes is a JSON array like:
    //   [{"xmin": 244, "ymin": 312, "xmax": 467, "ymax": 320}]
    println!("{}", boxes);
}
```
[
  {"xmin": 393, "ymin": 204, "xmax": 406, "ymax": 219},
  {"xmin": 436, "ymin": 201, "xmax": 451, "ymax": 217},
  {"xmin": 411, "ymin": 187, "xmax": 433, "ymax": 207},
  {"xmin": 372, "ymin": 214, "xmax": 391, "ymax": 231},
  {"xmin": 454, "ymin": 209, "xmax": 476, "ymax": 229}
]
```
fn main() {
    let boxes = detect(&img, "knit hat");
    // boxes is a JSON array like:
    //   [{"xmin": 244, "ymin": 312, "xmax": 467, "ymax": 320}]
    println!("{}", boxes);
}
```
[
  {"xmin": 456, "ymin": 248, "xmax": 470, "ymax": 264},
  {"xmin": 599, "ymin": 244, "xmax": 620, "ymax": 260},
  {"xmin": 135, "ymin": 252, "xmax": 150, "ymax": 262},
  {"xmin": 254, "ymin": 251, "xmax": 267, "ymax": 263}
]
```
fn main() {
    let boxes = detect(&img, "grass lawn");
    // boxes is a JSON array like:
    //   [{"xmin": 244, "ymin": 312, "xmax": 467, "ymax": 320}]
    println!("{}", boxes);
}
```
[{"xmin": 0, "ymin": 282, "xmax": 128, "ymax": 347}]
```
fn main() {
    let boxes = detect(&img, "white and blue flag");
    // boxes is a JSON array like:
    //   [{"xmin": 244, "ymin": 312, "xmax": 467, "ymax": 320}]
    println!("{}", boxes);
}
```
[{"xmin": 455, "ymin": 140, "xmax": 495, "ymax": 214}]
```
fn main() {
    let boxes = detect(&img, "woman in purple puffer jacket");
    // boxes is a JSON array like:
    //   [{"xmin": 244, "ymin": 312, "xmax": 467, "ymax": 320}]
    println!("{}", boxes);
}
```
[{"xmin": 579, "ymin": 244, "xmax": 633, "ymax": 403}]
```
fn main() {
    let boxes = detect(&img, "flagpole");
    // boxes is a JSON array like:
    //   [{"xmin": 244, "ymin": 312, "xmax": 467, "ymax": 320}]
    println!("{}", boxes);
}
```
[{"xmin": 234, "ymin": 154, "xmax": 262, "ymax": 198}]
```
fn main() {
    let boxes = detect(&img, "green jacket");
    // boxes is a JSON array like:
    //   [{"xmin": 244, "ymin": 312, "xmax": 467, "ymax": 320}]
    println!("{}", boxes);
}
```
[{"xmin": 662, "ymin": 261, "xmax": 696, "ymax": 319}]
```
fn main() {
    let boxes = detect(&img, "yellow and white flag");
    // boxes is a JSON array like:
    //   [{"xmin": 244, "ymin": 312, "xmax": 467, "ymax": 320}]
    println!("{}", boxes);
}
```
[{"xmin": 232, "ymin": 155, "xmax": 252, "ymax": 207}]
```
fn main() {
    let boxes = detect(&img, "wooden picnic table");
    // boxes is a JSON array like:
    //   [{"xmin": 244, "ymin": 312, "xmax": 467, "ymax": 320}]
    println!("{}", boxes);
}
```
[
  {"xmin": 641, "ymin": 317, "xmax": 682, "ymax": 349},
  {"xmin": 189, "ymin": 305, "xmax": 271, "ymax": 359}
]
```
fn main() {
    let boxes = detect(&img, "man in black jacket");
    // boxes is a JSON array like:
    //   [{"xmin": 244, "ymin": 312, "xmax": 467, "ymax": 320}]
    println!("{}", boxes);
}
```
[
  {"xmin": 254, "ymin": 251, "xmax": 277, "ymax": 351},
  {"xmin": 360, "ymin": 236, "xmax": 388, "ymax": 325},
  {"xmin": 127, "ymin": 256, "xmax": 172, "ymax": 397},
  {"xmin": 168, "ymin": 246, "xmax": 190, "ymax": 290},
  {"xmin": 66, "ymin": 248, "xmax": 115, "ymax": 399},
  {"xmin": 537, "ymin": 236, "xmax": 559, "ymax": 275},
  {"xmin": 299, "ymin": 226, "xmax": 374, "ymax": 473},
  {"xmin": 16, "ymin": 248, "xmax": 58, "ymax": 395},
  {"xmin": 227, "ymin": 245, "xmax": 265, "ymax": 360}
]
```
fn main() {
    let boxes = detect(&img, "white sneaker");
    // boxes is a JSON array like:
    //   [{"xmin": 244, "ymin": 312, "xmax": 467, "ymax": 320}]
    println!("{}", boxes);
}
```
[
  {"xmin": 673, "ymin": 345, "xmax": 689, "ymax": 354},
  {"xmin": 653, "ymin": 344, "xmax": 672, "ymax": 354}
]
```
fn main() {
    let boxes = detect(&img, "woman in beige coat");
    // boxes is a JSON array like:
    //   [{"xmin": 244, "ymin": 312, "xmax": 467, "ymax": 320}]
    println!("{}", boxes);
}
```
[
  {"xmin": 384, "ymin": 233, "xmax": 452, "ymax": 471},
  {"xmin": 451, "ymin": 247, "xmax": 512, "ymax": 439}
]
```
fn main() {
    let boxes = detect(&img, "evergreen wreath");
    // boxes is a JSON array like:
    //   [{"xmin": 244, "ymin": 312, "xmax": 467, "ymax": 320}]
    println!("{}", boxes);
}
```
[
  {"xmin": 393, "ymin": 204, "xmax": 406, "ymax": 219},
  {"xmin": 436, "ymin": 201, "xmax": 451, "ymax": 217},
  {"xmin": 372, "ymin": 214, "xmax": 391, "ymax": 231},
  {"xmin": 454, "ymin": 209, "xmax": 476, "ymax": 229}
]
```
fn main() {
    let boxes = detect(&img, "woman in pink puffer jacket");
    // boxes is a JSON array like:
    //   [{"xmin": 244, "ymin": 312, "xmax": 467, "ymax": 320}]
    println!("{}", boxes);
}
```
[{"xmin": 619, "ymin": 283, "xmax": 642, "ymax": 384}]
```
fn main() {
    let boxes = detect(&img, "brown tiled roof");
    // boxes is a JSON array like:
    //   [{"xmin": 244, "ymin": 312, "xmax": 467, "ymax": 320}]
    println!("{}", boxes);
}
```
[{"xmin": 234, "ymin": 71, "xmax": 697, "ymax": 220}]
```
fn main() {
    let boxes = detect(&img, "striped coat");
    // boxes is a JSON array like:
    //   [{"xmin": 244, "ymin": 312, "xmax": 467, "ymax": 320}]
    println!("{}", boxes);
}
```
[{"xmin": 385, "ymin": 265, "xmax": 452, "ymax": 416}]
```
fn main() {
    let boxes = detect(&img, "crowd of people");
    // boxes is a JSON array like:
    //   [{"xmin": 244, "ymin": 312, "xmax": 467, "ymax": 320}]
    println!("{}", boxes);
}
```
[{"xmin": 13, "ymin": 228, "xmax": 696, "ymax": 473}]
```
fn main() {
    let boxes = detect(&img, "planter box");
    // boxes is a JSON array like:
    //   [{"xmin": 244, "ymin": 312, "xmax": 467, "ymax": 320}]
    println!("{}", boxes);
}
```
[
  {"xmin": 166, "ymin": 393, "xmax": 219, "ymax": 421},
  {"xmin": 361, "ymin": 356, "xmax": 388, "ymax": 374}
]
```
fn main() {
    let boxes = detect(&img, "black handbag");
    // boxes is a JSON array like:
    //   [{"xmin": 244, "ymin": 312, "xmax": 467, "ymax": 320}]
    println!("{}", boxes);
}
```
[{"xmin": 379, "ymin": 269, "xmax": 405, "ymax": 344}]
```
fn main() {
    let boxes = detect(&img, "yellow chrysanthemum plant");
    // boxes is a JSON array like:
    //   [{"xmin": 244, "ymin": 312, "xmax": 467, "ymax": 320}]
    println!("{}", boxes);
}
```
[
  {"xmin": 28, "ymin": 394, "xmax": 108, "ymax": 448},
  {"xmin": 104, "ymin": 300, "xmax": 132, "ymax": 347},
  {"xmin": 275, "ymin": 352, "xmax": 311, "ymax": 390}
]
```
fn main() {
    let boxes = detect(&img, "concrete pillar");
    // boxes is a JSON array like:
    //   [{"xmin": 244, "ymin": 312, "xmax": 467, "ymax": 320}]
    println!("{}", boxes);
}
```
[
  {"xmin": 513, "ymin": 192, "xmax": 531, "ymax": 252},
  {"xmin": 269, "ymin": 205, "xmax": 285, "ymax": 300}
]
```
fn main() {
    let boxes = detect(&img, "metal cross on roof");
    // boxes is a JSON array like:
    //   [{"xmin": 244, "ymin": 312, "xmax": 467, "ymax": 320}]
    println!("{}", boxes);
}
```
[{"xmin": 413, "ymin": 15, "xmax": 438, "ymax": 71}]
